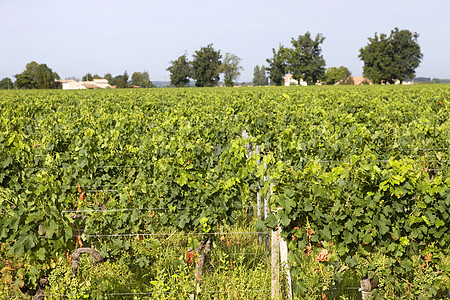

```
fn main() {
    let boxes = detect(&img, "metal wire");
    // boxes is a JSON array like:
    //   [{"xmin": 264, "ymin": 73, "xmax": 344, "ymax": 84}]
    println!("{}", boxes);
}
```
[
  {"xmin": 62, "ymin": 205, "xmax": 255, "ymax": 214},
  {"xmin": 73, "ymin": 231, "xmax": 264, "ymax": 238},
  {"xmin": 203, "ymin": 289, "xmax": 270, "ymax": 293}
]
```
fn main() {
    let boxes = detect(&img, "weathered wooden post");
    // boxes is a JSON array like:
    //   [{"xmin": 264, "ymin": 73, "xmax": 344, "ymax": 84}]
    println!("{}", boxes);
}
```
[
  {"xmin": 360, "ymin": 278, "xmax": 372, "ymax": 300},
  {"xmin": 271, "ymin": 208, "xmax": 293, "ymax": 300},
  {"xmin": 271, "ymin": 225, "xmax": 280, "ymax": 299},
  {"xmin": 280, "ymin": 236, "xmax": 292, "ymax": 299},
  {"xmin": 264, "ymin": 161, "xmax": 270, "ymax": 253},
  {"xmin": 256, "ymin": 145, "xmax": 262, "ymax": 243}
]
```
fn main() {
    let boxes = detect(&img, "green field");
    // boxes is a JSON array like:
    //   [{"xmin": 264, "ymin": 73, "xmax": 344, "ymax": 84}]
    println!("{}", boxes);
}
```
[{"xmin": 1, "ymin": 85, "xmax": 449, "ymax": 299}]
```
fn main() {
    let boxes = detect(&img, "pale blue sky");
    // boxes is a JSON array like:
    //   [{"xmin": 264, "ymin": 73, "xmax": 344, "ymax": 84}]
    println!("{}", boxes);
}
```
[{"xmin": 1, "ymin": 0, "xmax": 449, "ymax": 82}]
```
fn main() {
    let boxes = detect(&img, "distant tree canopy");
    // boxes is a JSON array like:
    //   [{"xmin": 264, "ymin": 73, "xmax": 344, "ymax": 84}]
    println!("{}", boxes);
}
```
[
  {"xmin": 0, "ymin": 77, "xmax": 14, "ymax": 89},
  {"xmin": 131, "ymin": 71, "xmax": 154, "ymax": 88},
  {"xmin": 104, "ymin": 73, "xmax": 115, "ymax": 85},
  {"xmin": 252, "ymin": 65, "xmax": 268, "ymax": 86},
  {"xmin": 266, "ymin": 45, "xmax": 288, "ymax": 86},
  {"xmin": 168, "ymin": 47, "xmax": 243, "ymax": 88},
  {"xmin": 191, "ymin": 44, "xmax": 222, "ymax": 87},
  {"xmin": 115, "ymin": 71, "xmax": 129, "ymax": 89},
  {"xmin": 82, "ymin": 73, "xmax": 101, "ymax": 81},
  {"xmin": 359, "ymin": 28, "xmax": 423, "ymax": 84},
  {"xmin": 15, "ymin": 61, "xmax": 59, "ymax": 89},
  {"xmin": 82, "ymin": 73, "xmax": 93, "ymax": 81},
  {"xmin": 167, "ymin": 53, "xmax": 191, "ymax": 87},
  {"xmin": 325, "ymin": 66, "xmax": 353, "ymax": 85},
  {"xmin": 287, "ymin": 32, "xmax": 326, "ymax": 85},
  {"xmin": 221, "ymin": 53, "xmax": 243, "ymax": 87},
  {"xmin": 266, "ymin": 32, "xmax": 326, "ymax": 86}
]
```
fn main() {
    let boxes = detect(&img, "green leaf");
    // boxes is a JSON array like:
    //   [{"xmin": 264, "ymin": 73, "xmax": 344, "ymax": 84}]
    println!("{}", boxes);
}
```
[
  {"xmin": 255, "ymin": 220, "xmax": 268, "ymax": 232},
  {"xmin": 319, "ymin": 226, "xmax": 331, "ymax": 241},
  {"xmin": 435, "ymin": 218, "xmax": 445, "ymax": 228},
  {"xmin": 303, "ymin": 200, "xmax": 313, "ymax": 212},
  {"xmin": 35, "ymin": 248, "xmax": 46, "ymax": 261}
]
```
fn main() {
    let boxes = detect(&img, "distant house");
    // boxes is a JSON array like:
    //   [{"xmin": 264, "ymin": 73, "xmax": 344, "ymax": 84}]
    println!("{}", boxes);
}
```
[
  {"xmin": 56, "ymin": 79, "xmax": 111, "ymax": 90},
  {"xmin": 350, "ymin": 76, "xmax": 373, "ymax": 85},
  {"xmin": 284, "ymin": 74, "xmax": 307, "ymax": 86},
  {"xmin": 394, "ymin": 79, "xmax": 414, "ymax": 85}
]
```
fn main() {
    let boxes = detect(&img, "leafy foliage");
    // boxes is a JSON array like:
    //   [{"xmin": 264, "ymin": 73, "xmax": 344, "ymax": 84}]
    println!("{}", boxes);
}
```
[
  {"xmin": 191, "ymin": 44, "xmax": 222, "ymax": 87},
  {"xmin": 252, "ymin": 65, "xmax": 268, "ymax": 86},
  {"xmin": 359, "ymin": 28, "xmax": 423, "ymax": 84},
  {"xmin": 14, "ymin": 61, "xmax": 57, "ymax": 89},
  {"xmin": 0, "ymin": 85, "xmax": 449, "ymax": 297},
  {"xmin": 266, "ymin": 45, "xmax": 288, "ymax": 86},
  {"xmin": 286, "ymin": 32, "xmax": 326, "ymax": 85},
  {"xmin": 131, "ymin": 71, "xmax": 155, "ymax": 88},
  {"xmin": 115, "ymin": 71, "xmax": 130, "ymax": 88},
  {"xmin": 325, "ymin": 66, "xmax": 353, "ymax": 85},
  {"xmin": 221, "ymin": 53, "xmax": 243, "ymax": 87},
  {"xmin": 0, "ymin": 77, "xmax": 14, "ymax": 89},
  {"xmin": 167, "ymin": 53, "xmax": 191, "ymax": 87}
]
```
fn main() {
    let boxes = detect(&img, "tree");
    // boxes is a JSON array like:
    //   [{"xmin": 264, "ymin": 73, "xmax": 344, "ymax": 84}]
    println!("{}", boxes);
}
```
[
  {"xmin": 191, "ymin": 44, "xmax": 222, "ymax": 87},
  {"xmin": 221, "ymin": 53, "xmax": 243, "ymax": 87},
  {"xmin": 167, "ymin": 53, "xmax": 191, "ymax": 87},
  {"xmin": 325, "ymin": 66, "xmax": 353, "ymax": 85},
  {"xmin": 252, "ymin": 65, "xmax": 268, "ymax": 86},
  {"xmin": 131, "ymin": 71, "xmax": 154, "ymax": 88},
  {"xmin": 82, "ymin": 73, "xmax": 93, "ymax": 81},
  {"xmin": 116, "ymin": 71, "xmax": 129, "ymax": 88},
  {"xmin": 14, "ymin": 61, "xmax": 57, "ymax": 89},
  {"xmin": 104, "ymin": 73, "xmax": 115, "ymax": 85},
  {"xmin": 287, "ymin": 32, "xmax": 326, "ymax": 85},
  {"xmin": 359, "ymin": 28, "xmax": 423, "ymax": 84},
  {"xmin": 34, "ymin": 64, "xmax": 55, "ymax": 89},
  {"xmin": 266, "ymin": 45, "xmax": 288, "ymax": 86},
  {"xmin": 0, "ymin": 77, "xmax": 14, "ymax": 89},
  {"xmin": 253, "ymin": 65, "xmax": 261, "ymax": 86}
]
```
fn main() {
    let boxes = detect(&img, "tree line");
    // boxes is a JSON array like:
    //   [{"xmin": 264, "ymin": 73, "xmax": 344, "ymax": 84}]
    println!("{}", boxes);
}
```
[
  {"xmin": 1, "ymin": 27, "xmax": 424, "ymax": 89},
  {"xmin": 166, "ymin": 45, "xmax": 244, "ymax": 87},
  {"xmin": 164, "ymin": 27, "xmax": 423, "ymax": 87}
]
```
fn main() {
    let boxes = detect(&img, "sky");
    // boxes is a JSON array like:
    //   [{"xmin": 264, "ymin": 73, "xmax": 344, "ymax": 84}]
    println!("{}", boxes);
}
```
[{"xmin": 1, "ymin": 0, "xmax": 449, "ymax": 82}]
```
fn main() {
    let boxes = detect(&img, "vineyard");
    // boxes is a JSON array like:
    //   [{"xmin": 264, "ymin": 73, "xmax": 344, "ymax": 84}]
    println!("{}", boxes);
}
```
[{"xmin": 0, "ymin": 85, "xmax": 449, "ymax": 299}]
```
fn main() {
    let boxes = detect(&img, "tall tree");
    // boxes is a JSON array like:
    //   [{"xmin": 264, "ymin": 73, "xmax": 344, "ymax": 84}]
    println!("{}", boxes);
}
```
[
  {"xmin": 0, "ymin": 77, "xmax": 14, "ymax": 89},
  {"xmin": 167, "ymin": 53, "xmax": 191, "ymax": 87},
  {"xmin": 116, "ymin": 71, "xmax": 129, "ymax": 88},
  {"xmin": 359, "ymin": 28, "xmax": 423, "ymax": 84},
  {"xmin": 14, "ymin": 61, "xmax": 57, "ymax": 89},
  {"xmin": 252, "ymin": 65, "xmax": 261, "ymax": 86},
  {"xmin": 34, "ymin": 64, "xmax": 55, "ymax": 89},
  {"xmin": 131, "ymin": 71, "xmax": 154, "ymax": 88},
  {"xmin": 266, "ymin": 45, "xmax": 288, "ymax": 86},
  {"xmin": 221, "ymin": 53, "xmax": 243, "ymax": 87},
  {"xmin": 252, "ymin": 65, "xmax": 268, "ymax": 86},
  {"xmin": 287, "ymin": 32, "xmax": 326, "ymax": 85},
  {"xmin": 191, "ymin": 44, "xmax": 222, "ymax": 87},
  {"xmin": 259, "ymin": 66, "xmax": 268, "ymax": 86},
  {"xmin": 325, "ymin": 66, "xmax": 353, "ymax": 85}
]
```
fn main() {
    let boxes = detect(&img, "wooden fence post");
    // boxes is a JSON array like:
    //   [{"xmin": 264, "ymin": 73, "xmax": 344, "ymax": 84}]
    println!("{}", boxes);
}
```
[
  {"xmin": 256, "ymin": 145, "xmax": 262, "ymax": 244},
  {"xmin": 264, "ymin": 164, "xmax": 270, "ymax": 253},
  {"xmin": 280, "ymin": 237, "xmax": 292, "ymax": 299},
  {"xmin": 360, "ymin": 278, "xmax": 372, "ymax": 300},
  {"xmin": 272, "ymin": 208, "xmax": 293, "ymax": 300},
  {"xmin": 271, "ymin": 226, "xmax": 280, "ymax": 299}
]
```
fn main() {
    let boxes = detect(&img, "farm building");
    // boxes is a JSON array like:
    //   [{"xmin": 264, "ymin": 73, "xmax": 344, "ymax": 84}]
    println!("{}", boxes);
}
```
[
  {"xmin": 55, "ymin": 79, "xmax": 111, "ymax": 90},
  {"xmin": 284, "ymin": 74, "xmax": 307, "ymax": 86}
]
